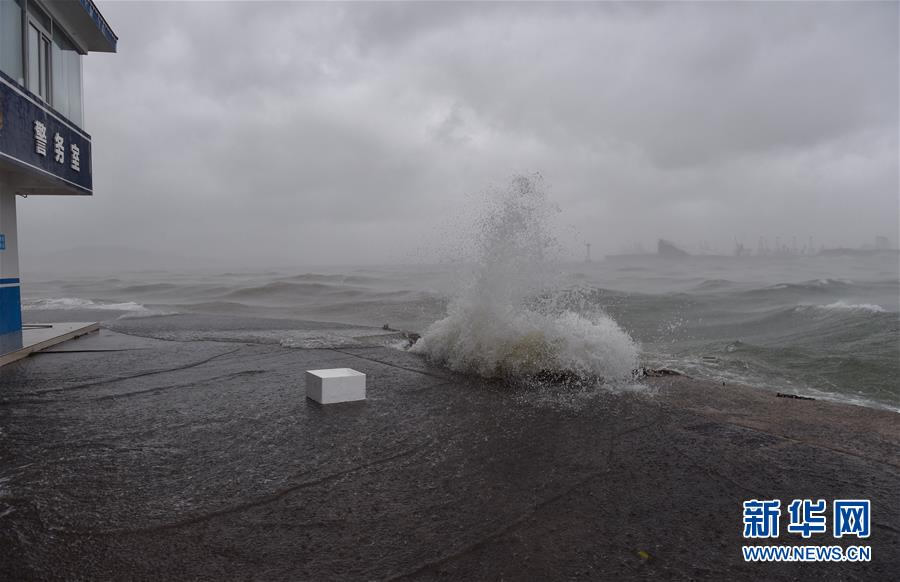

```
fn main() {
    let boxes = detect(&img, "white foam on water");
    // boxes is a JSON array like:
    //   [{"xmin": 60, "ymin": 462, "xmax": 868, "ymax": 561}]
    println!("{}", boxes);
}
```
[
  {"xmin": 818, "ymin": 301, "xmax": 885, "ymax": 313},
  {"xmin": 411, "ymin": 174, "xmax": 638, "ymax": 382},
  {"xmin": 813, "ymin": 278, "xmax": 854, "ymax": 286},
  {"xmin": 793, "ymin": 301, "xmax": 887, "ymax": 314},
  {"xmin": 23, "ymin": 297, "xmax": 149, "ymax": 312}
]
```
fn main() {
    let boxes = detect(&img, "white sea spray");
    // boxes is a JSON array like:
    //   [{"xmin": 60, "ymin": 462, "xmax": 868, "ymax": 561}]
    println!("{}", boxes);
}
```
[{"xmin": 410, "ymin": 175, "xmax": 638, "ymax": 382}]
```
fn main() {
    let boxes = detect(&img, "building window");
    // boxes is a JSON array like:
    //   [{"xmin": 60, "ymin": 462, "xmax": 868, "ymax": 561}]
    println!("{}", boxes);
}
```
[
  {"xmin": 1, "ymin": 0, "xmax": 85, "ymax": 127},
  {"xmin": 52, "ymin": 28, "xmax": 83, "ymax": 126},
  {"xmin": 0, "ymin": 0, "xmax": 24, "ymax": 84},
  {"xmin": 27, "ymin": 20, "xmax": 51, "ymax": 102}
]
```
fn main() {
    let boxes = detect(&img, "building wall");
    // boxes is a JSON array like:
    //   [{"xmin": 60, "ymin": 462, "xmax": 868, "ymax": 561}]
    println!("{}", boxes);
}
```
[
  {"xmin": 0, "ymin": 0, "xmax": 115, "ymax": 348},
  {"xmin": 0, "ymin": 177, "xmax": 22, "ymax": 334}
]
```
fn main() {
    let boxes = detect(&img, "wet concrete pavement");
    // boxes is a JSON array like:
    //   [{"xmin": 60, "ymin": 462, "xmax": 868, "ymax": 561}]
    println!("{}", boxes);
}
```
[{"xmin": 0, "ymin": 322, "xmax": 897, "ymax": 580}]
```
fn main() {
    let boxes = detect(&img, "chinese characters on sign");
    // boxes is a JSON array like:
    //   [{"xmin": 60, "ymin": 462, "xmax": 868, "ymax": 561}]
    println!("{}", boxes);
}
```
[
  {"xmin": 32, "ymin": 119, "xmax": 80, "ymax": 173},
  {"xmin": 1, "ymin": 81, "xmax": 91, "ymax": 193},
  {"xmin": 54, "ymin": 132, "xmax": 65, "ymax": 164},
  {"xmin": 33, "ymin": 120, "xmax": 47, "ymax": 156},
  {"xmin": 743, "ymin": 499, "xmax": 870, "ymax": 539},
  {"xmin": 70, "ymin": 144, "xmax": 80, "ymax": 171}
]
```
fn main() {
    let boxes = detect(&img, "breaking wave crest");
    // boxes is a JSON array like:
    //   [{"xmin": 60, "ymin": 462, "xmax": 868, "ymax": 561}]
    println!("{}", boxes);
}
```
[
  {"xmin": 816, "ymin": 301, "xmax": 886, "ymax": 313},
  {"xmin": 22, "ymin": 297, "xmax": 177, "ymax": 319},
  {"xmin": 410, "ymin": 174, "xmax": 638, "ymax": 382},
  {"xmin": 23, "ymin": 297, "xmax": 150, "ymax": 312}
]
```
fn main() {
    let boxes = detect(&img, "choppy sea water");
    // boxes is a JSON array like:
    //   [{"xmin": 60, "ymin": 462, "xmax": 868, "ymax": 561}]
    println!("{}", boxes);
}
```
[{"xmin": 20, "ymin": 253, "xmax": 900, "ymax": 411}]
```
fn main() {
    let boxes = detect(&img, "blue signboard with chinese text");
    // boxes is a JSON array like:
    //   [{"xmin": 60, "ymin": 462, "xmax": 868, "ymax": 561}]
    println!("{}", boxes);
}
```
[{"xmin": 0, "ymin": 71, "xmax": 92, "ymax": 194}]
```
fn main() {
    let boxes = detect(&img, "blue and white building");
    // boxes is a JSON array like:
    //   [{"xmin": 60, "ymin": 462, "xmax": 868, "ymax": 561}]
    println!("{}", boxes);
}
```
[{"xmin": 0, "ymin": 0, "xmax": 116, "ymax": 348}]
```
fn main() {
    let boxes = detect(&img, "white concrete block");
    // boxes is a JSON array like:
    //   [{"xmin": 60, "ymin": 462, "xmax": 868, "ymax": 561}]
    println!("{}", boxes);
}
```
[{"xmin": 305, "ymin": 368, "xmax": 366, "ymax": 404}]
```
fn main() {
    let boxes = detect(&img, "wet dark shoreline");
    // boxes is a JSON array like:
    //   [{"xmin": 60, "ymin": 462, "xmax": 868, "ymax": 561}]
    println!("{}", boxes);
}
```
[{"xmin": 1, "ymin": 319, "xmax": 898, "ymax": 580}]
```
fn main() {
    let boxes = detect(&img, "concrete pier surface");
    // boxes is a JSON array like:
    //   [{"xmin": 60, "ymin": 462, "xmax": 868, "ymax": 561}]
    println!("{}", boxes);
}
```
[
  {"xmin": 0, "ymin": 316, "xmax": 897, "ymax": 580},
  {"xmin": 0, "ymin": 322, "xmax": 100, "ymax": 367}
]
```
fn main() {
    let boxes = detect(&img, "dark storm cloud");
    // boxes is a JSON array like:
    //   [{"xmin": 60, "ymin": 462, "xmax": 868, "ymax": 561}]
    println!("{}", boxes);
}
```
[{"xmin": 18, "ymin": 1, "xmax": 899, "ymax": 268}]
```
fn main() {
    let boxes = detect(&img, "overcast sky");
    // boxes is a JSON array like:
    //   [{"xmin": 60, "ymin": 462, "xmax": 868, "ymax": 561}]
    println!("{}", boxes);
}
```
[{"xmin": 18, "ymin": 0, "xmax": 900, "ymax": 266}]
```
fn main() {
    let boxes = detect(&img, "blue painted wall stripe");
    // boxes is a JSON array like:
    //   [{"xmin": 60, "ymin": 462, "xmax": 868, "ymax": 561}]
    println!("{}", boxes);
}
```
[
  {"xmin": 0, "ymin": 278, "xmax": 21, "ymax": 285},
  {"xmin": 0, "ymin": 285, "xmax": 22, "ymax": 334}
]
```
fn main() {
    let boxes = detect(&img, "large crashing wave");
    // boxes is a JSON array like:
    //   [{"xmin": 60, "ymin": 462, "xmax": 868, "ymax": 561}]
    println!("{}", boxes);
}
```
[{"xmin": 411, "ymin": 175, "xmax": 638, "ymax": 382}]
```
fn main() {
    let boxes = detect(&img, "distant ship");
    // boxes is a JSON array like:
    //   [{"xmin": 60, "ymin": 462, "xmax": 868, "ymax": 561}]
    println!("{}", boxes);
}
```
[{"xmin": 657, "ymin": 239, "xmax": 690, "ymax": 258}]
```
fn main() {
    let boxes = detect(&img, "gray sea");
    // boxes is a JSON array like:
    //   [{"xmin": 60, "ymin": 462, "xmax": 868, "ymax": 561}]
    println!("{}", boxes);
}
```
[{"xmin": 20, "ymin": 253, "xmax": 899, "ymax": 411}]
